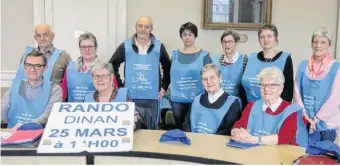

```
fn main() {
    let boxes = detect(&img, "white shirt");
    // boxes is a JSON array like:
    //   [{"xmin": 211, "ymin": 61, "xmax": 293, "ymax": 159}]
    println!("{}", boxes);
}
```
[
  {"xmin": 208, "ymin": 88, "xmax": 224, "ymax": 104},
  {"xmin": 224, "ymin": 52, "xmax": 240, "ymax": 64},
  {"xmin": 135, "ymin": 38, "xmax": 151, "ymax": 55},
  {"xmin": 262, "ymin": 98, "xmax": 282, "ymax": 113}
]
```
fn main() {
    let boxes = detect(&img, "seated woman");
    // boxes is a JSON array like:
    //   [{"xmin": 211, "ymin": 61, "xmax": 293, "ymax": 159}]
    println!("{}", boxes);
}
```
[
  {"xmin": 183, "ymin": 64, "xmax": 242, "ymax": 135},
  {"xmin": 1, "ymin": 51, "xmax": 62, "ymax": 130},
  {"xmin": 84, "ymin": 62, "xmax": 142, "ymax": 130},
  {"xmin": 61, "ymin": 32, "xmax": 117, "ymax": 102},
  {"xmin": 231, "ymin": 67, "xmax": 308, "ymax": 146}
]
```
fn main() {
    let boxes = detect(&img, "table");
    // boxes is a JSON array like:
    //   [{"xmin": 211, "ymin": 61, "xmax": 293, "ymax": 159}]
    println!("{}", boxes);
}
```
[{"xmin": 1, "ymin": 129, "xmax": 306, "ymax": 165}]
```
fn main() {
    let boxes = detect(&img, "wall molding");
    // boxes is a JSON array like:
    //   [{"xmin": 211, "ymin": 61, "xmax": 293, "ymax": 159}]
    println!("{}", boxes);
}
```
[
  {"xmin": 336, "ymin": 0, "xmax": 340, "ymax": 60},
  {"xmin": 1, "ymin": 71, "xmax": 16, "ymax": 87}
]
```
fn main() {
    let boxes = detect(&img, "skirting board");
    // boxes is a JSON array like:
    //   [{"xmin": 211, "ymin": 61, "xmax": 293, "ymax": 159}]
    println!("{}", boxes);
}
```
[{"xmin": 1, "ymin": 71, "xmax": 16, "ymax": 87}]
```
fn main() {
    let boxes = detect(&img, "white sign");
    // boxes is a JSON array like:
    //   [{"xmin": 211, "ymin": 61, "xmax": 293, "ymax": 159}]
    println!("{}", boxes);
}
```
[{"xmin": 37, "ymin": 102, "xmax": 135, "ymax": 153}]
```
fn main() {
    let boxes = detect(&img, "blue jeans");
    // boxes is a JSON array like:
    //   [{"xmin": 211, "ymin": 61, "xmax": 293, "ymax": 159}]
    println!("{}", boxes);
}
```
[{"xmin": 171, "ymin": 102, "xmax": 191, "ymax": 129}]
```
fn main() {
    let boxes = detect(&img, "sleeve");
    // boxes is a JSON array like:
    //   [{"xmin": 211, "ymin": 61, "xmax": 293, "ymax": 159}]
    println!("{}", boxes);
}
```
[
  {"xmin": 159, "ymin": 43, "xmax": 171, "ymax": 91},
  {"xmin": 1, "ymin": 88, "xmax": 11, "ymax": 123},
  {"xmin": 232, "ymin": 102, "xmax": 254, "ymax": 129},
  {"xmin": 203, "ymin": 53, "xmax": 212, "ymax": 65},
  {"xmin": 182, "ymin": 106, "xmax": 192, "ymax": 132},
  {"xmin": 277, "ymin": 112, "xmax": 298, "ymax": 145},
  {"xmin": 281, "ymin": 55, "xmax": 294, "ymax": 102},
  {"xmin": 238, "ymin": 84, "xmax": 248, "ymax": 110},
  {"xmin": 61, "ymin": 67, "xmax": 68, "ymax": 101},
  {"xmin": 216, "ymin": 99, "xmax": 242, "ymax": 135},
  {"xmin": 109, "ymin": 43, "xmax": 126, "ymax": 88},
  {"xmin": 33, "ymin": 84, "xmax": 62, "ymax": 126}
]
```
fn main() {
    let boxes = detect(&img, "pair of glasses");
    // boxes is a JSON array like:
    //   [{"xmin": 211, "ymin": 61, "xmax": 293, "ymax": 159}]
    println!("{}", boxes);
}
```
[
  {"xmin": 80, "ymin": 45, "xmax": 95, "ymax": 50},
  {"xmin": 222, "ymin": 40, "xmax": 235, "ymax": 45},
  {"xmin": 260, "ymin": 83, "xmax": 280, "ymax": 90},
  {"xmin": 93, "ymin": 74, "xmax": 111, "ymax": 80},
  {"xmin": 34, "ymin": 33, "xmax": 50, "ymax": 39},
  {"xmin": 24, "ymin": 63, "xmax": 45, "ymax": 70}
]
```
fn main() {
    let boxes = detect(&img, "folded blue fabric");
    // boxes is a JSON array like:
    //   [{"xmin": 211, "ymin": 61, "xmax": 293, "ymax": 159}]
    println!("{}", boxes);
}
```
[
  {"xmin": 159, "ymin": 129, "xmax": 191, "ymax": 145},
  {"xmin": 17, "ymin": 123, "xmax": 43, "ymax": 130},
  {"xmin": 306, "ymin": 140, "xmax": 340, "ymax": 161},
  {"xmin": 226, "ymin": 139, "xmax": 259, "ymax": 149},
  {"xmin": 310, "ymin": 130, "xmax": 337, "ymax": 143}
]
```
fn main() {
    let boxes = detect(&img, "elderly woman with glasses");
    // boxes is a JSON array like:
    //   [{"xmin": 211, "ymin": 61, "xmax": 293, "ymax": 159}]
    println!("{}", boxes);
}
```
[
  {"xmin": 182, "ymin": 64, "xmax": 242, "ymax": 135},
  {"xmin": 84, "ymin": 62, "xmax": 142, "ymax": 130},
  {"xmin": 61, "ymin": 32, "xmax": 117, "ymax": 102},
  {"xmin": 231, "ymin": 67, "xmax": 308, "ymax": 146},
  {"xmin": 294, "ymin": 27, "xmax": 340, "ymax": 142}
]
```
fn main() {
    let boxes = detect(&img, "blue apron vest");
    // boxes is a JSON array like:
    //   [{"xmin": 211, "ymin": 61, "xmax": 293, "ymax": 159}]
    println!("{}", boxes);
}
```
[
  {"xmin": 7, "ymin": 79, "xmax": 52, "ymax": 128},
  {"xmin": 84, "ymin": 88, "xmax": 129, "ymax": 102},
  {"xmin": 124, "ymin": 39, "xmax": 160, "ymax": 100},
  {"xmin": 14, "ymin": 46, "xmax": 61, "ymax": 82},
  {"xmin": 241, "ymin": 52, "xmax": 289, "ymax": 102},
  {"xmin": 66, "ymin": 61, "xmax": 95, "ymax": 102},
  {"xmin": 170, "ymin": 49, "xmax": 207, "ymax": 103},
  {"xmin": 190, "ymin": 94, "xmax": 237, "ymax": 134},
  {"xmin": 296, "ymin": 60, "xmax": 339, "ymax": 131},
  {"xmin": 247, "ymin": 100, "xmax": 308, "ymax": 146},
  {"xmin": 212, "ymin": 53, "xmax": 245, "ymax": 97}
]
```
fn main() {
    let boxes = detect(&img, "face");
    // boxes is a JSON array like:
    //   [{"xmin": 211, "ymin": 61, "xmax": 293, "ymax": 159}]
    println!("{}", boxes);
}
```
[
  {"xmin": 181, "ymin": 30, "xmax": 196, "ymax": 47},
  {"xmin": 135, "ymin": 18, "xmax": 153, "ymax": 39},
  {"xmin": 259, "ymin": 29, "xmax": 277, "ymax": 50},
  {"xmin": 24, "ymin": 56, "xmax": 46, "ymax": 81},
  {"xmin": 92, "ymin": 68, "xmax": 113, "ymax": 92},
  {"xmin": 201, "ymin": 69, "xmax": 221, "ymax": 94},
  {"xmin": 34, "ymin": 27, "xmax": 54, "ymax": 48},
  {"xmin": 260, "ymin": 78, "xmax": 283, "ymax": 101},
  {"xmin": 80, "ymin": 39, "xmax": 96, "ymax": 61},
  {"xmin": 312, "ymin": 36, "xmax": 330, "ymax": 57},
  {"xmin": 221, "ymin": 35, "xmax": 237, "ymax": 55}
]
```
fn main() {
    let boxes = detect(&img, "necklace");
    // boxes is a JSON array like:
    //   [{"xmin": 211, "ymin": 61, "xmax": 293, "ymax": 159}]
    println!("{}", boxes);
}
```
[{"xmin": 310, "ymin": 57, "xmax": 324, "ymax": 80}]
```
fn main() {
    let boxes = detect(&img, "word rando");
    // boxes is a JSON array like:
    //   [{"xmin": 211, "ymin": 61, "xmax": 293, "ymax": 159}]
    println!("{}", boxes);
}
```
[{"xmin": 59, "ymin": 103, "xmax": 129, "ymax": 112}]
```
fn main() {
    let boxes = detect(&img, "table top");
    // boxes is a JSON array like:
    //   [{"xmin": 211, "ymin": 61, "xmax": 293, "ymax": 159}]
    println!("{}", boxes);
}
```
[{"xmin": 1, "ymin": 129, "xmax": 306, "ymax": 164}]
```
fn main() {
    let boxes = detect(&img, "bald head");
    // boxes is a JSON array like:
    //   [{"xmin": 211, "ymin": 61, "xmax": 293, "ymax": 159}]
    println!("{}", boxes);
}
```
[
  {"xmin": 34, "ymin": 24, "xmax": 53, "ymax": 34},
  {"xmin": 135, "ymin": 16, "xmax": 153, "ymax": 28},
  {"xmin": 34, "ymin": 24, "xmax": 55, "ymax": 48}
]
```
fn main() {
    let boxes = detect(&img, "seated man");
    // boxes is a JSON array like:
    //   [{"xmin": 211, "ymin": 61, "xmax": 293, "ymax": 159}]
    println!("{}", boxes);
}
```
[
  {"xmin": 231, "ymin": 67, "xmax": 308, "ymax": 146},
  {"xmin": 1, "ymin": 51, "xmax": 62, "ymax": 130},
  {"xmin": 183, "ymin": 64, "xmax": 242, "ymax": 135}
]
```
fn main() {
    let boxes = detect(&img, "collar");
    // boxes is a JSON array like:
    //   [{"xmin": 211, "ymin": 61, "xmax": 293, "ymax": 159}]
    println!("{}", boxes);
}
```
[
  {"xmin": 131, "ymin": 33, "xmax": 156, "ymax": 45},
  {"xmin": 25, "ymin": 78, "xmax": 44, "ymax": 89},
  {"xmin": 219, "ymin": 52, "xmax": 240, "ymax": 65},
  {"xmin": 37, "ymin": 45, "xmax": 55, "ymax": 54},
  {"xmin": 134, "ymin": 37, "xmax": 152, "ymax": 48},
  {"xmin": 208, "ymin": 88, "xmax": 224, "ymax": 103},
  {"xmin": 262, "ymin": 98, "xmax": 282, "ymax": 112}
]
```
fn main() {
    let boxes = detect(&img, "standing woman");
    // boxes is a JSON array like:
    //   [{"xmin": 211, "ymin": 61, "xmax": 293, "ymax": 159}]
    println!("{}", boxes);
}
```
[
  {"xmin": 294, "ymin": 27, "xmax": 340, "ymax": 141},
  {"xmin": 61, "ymin": 32, "xmax": 117, "ymax": 102},
  {"xmin": 241, "ymin": 24, "xmax": 294, "ymax": 104},
  {"xmin": 170, "ymin": 22, "xmax": 212, "ymax": 129},
  {"xmin": 212, "ymin": 30, "xmax": 248, "ymax": 106}
]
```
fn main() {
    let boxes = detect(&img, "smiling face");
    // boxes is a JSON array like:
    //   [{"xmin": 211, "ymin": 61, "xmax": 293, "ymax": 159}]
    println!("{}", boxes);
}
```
[
  {"xmin": 312, "ymin": 36, "xmax": 330, "ymax": 57},
  {"xmin": 24, "ymin": 56, "xmax": 47, "ymax": 81},
  {"xmin": 259, "ymin": 29, "xmax": 278, "ymax": 50},
  {"xmin": 260, "ymin": 78, "xmax": 283, "ymax": 101},
  {"xmin": 34, "ymin": 24, "xmax": 54, "ymax": 48},
  {"xmin": 221, "ymin": 35, "xmax": 237, "ymax": 55},
  {"xmin": 201, "ymin": 68, "xmax": 222, "ymax": 94},
  {"xmin": 92, "ymin": 68, "xmax": 113, "ymax": 92}
]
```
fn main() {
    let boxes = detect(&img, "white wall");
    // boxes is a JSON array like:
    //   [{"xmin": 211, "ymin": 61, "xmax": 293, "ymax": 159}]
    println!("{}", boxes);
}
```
[{"xmin": 127, "ymin": 0, "xmax": 339, "ymax": 70}]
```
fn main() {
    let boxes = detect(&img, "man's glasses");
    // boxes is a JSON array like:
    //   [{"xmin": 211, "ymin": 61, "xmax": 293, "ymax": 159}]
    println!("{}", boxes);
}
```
[
  {"xmin": 24, "ymin": 63, "xmax": 45, "ymax": 70},
  {"xmin": 93, "ymin": 74, "xmax": 111, "ymax": 80}
]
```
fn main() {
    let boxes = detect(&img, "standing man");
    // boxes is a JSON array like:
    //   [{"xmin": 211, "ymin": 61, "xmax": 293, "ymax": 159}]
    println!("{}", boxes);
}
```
[
  {"xmin": 15, "ymin": 24, "xmax": 71, "ymax": 85},
  {"xmin": 109, "ymin": 16, "xmax": 171, "ymax": 129}
]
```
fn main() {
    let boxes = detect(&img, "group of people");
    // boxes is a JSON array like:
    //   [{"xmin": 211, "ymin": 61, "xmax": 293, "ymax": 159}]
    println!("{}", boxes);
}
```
[{"xmin": 1, "ymin": 16, "xmax": 339, "ymax": 147}]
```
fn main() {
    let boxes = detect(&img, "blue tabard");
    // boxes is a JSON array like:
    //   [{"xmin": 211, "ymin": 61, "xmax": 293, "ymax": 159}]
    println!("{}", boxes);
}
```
[
  {"xmin": 241, "ymin": 52, "xmax": 289, "ymax": 102},
  {"xmin": 170, "ymin": 49, "xmax": 207, "ymax": 103},
  {"xmin": 247, "ymin": 100, "xmax": 308, "ymax": 147},
  {"xmin": 7, "ymin": 79, "xmax": 52, "ymax": 128},
  {"xmin": 212, "ymin": 53, "xmax": 245, "ymax": 97},
  {"xmin": 190, "ymin": 94, "xmax": 237, "ymax": 134},
  {"xmin": 66, "ymin": 61, "xmax": 95, "ymax": 102},
  {"xmin": 14, "ymin": 46, "xmax": 61, "ymax": 82},
  {"xmin": 124, "ymin": 39, "xmax": 160, "ymax": 100},
  {"xmin": 296, "ymin": 60, "xmax": 339, "ymax": 131},
  {"xmin": 84, "ymin": 88, "xmax": 129, "ymax": 102}
]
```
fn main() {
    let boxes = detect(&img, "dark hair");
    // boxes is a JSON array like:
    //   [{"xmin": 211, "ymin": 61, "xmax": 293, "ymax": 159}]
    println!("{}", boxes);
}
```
[
  {"xmin": 258, "ymin": 24, "xmax": 279, "ymax": 42},
  {"xmin": 220, "ymin": 30, "xmax": 240, "ymax": 43},
  {"xmin": 179, "ymin": 22, "xmax": 198, "ymax": 38},
  {"xmin": 24, "ymin": 51, "xmax": 47, "ymax": 65}
]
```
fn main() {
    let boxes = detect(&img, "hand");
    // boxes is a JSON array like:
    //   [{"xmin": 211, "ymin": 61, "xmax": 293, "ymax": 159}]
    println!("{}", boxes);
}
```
[
  {"xmin": 11, "ymin": 123, "xmax": 23, "ymax": 133},
  {"xmin": 308, "ymin": 118, "xmax": 317, "ymax": 134},
  {"xmin": 231, "ymin": 128, "xmax": 251, "ymax": 141},
  {"xmin": 158, "ymin": 88, "xmax": 165, "ymax": 100}
]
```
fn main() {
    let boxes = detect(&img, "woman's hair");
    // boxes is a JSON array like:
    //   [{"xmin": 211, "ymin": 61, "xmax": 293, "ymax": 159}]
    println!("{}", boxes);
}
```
[
  {"xmin": 78, "ymin": 32, "xmax": 98, "ymax": 48},
  {"xmin": 311, "ymin": 27, "xmax": 332, "ymax": 45},
  {"xmin": 258, "ymin": 66, "xmax": 285, "ymax": 84},
  {"xmin": 179, "ymin": 22, "xmax": 198, "ymax": 38},
  {"xmin": 220, "ymin": 30, "xmax": 240, "ymax": 43},
  {"xmin": 258, "ymin": 24, "xmax": 279, "ymax": 42},
  {"xmin": 91, "ymin": 62, "xmax": 114, "ymax": 75},
  {"xmin": 200, "ymin": 63, "xmax": 221, "ymax": 78}
]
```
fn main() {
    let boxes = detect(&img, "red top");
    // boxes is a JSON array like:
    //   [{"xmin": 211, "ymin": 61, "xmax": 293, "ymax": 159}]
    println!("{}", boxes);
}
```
[
  {"xmin": 61, "ymin": 68, "xmax": 118, "ymax": 101},
  {"xmin": 232, "ymin": 100, "xmax": 308, "ymax": 145}
]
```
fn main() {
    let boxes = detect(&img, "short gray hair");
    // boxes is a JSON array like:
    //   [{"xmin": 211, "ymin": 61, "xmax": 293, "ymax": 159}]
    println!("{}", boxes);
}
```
[
  {"xmin": 220, "ymin": 30, "xmax": 240, "ymax": 43},
  {"xmin": 91, "ymin": 62, "xmax": 114, "ymax": 75},
  {"xmin": 200, "ymin": 64, "xmax": 221, "ymax": 78},
  {"xmin": 258, "ymin": 67, "xmax": 285, "ymax": 85},
  {"xmin": 311, "ymin": 27, "xmax": 332, "ymax": 45}
]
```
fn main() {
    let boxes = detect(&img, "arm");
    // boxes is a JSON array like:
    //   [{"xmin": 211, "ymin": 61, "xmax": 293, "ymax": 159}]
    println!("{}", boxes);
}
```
[
  {"xmin": 1, "ymin": 88, "xmax": 11, "ymax": 123},
  {"xmin": 159, "ymin": 43, "xmax": 171, "ymax": 91},
  {"xmin": 277, "ymin": 112, "xmax": 299, "ymax": 145},
  {"xmin": 281, "ymin": 56, "xmax": 294, "ymax": 102},
  {"xmin": 54, "ymin": 51, "xmax": 72, "ymax": 85},
  {"xmin": 216, "ymin": 99, "xmax": 242, "ymax": 135},
  {"xmin": 61, "ymin": 68, "xmax": 68, "ymax": 101},
  {"xmin": 32, "ymin": 84, "xmax": 62, "ymax": 126},
  {"xmin": 109, "ymin": 43, "xmax": 126, "ymax": 87}
]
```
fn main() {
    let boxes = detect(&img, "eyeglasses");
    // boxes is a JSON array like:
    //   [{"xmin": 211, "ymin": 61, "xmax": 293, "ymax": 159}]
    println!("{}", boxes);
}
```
[
  {"xmin": 137, "ymin": 24, "xmax": 151, "ymax": 30},
  {"xmin": 312, "ymin": 40, "xmax": 329, "ymax": 46},
  {"xmin": 80, "ymin": 45, "xmax": 95, "ymax": 50},
  {"xmin": 202, "ymin": 75, "xmax": 219, "ymax": 82},
  {"xmin": 34, "ymin": 33, "xmax": 50, "ymax": 39},
  {"xmin": 93, "ymin": 74, "xmax": 111, "ymax": 80},
  {"xmin": 260, "ymin": 83, "xmax": 280, "ymax": 90},
  {"xmin": 24, "ymin": 63, "xmax": 45, "ymax": 70},
  {"xmin": 222, "ymin": 40, "xmax": 235, "ymax": 45}
]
